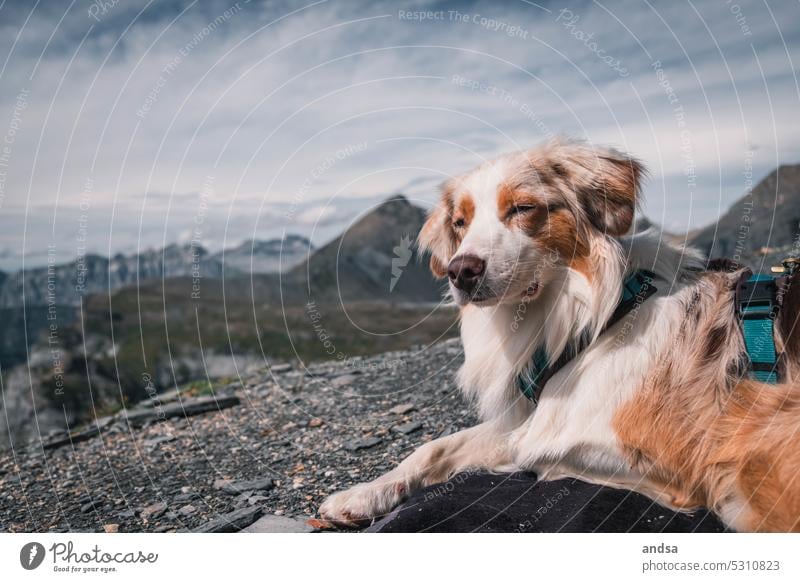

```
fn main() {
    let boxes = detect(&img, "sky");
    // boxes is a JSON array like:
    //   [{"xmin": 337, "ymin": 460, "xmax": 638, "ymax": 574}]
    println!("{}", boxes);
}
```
[{"xmin": 0, "ymin": 0, "xmax": 798, "ymax": 270}]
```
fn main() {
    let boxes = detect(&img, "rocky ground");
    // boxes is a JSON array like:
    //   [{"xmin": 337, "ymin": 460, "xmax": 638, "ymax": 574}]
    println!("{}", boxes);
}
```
[{"xmin": 0, "ymin": 339, "xmax": 474, "ymax": 533}]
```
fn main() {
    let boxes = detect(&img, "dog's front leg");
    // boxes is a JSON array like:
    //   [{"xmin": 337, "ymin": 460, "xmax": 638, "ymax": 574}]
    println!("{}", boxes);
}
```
[{"xmin": 319, "ymin": 422, "xmax": 511, "ymax": 527}]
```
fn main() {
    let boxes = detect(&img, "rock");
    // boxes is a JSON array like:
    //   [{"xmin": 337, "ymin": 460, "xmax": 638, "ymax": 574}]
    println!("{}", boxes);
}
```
[
  {"xmin": 389, "ymin": 403, "xmax": 415, "ymax": 415},
  {"xmin": 344, "ymin": 437, "xmax": 382, "ymax": 451},
  {"xmin": 137, "ymin": 388, "xmax": 183, "ymax": 408},
  {"xmin": 393, "ymin": 421, "xmax": 423, "ymax": 435},
  {"xmin": 270, "ymin": 363, "xmax": 292, "ymax": 374},
  {"xmin": 330, "ymin": 374, "xmax": 358, "ymax": 387},
  {"xmin": 178, "ymin": 504, "xmax": 197, "ymax": 516},
  {"xmin": 41, "ymin": 416, "xmax": 116, "ymax": 450},
  {"xmin": 80, "ymin": 501, "xmax": 100, "ymax": 513},
  {"xmin": 216, "ymin": 478, "xmax": 274, "ymax": 495},
  {"xmin": 241, "ymin": 514, "xmax": 314, "ymax": 533},
  {"xmin": 307, "ymin": 418, "xmax": 324, "ymax": 428},
  {"xmin": 173, "ymin": 492, "xmax": 201, "ymax": 503},
  {"xmin": 141, "ymin": 502, "xmax": 168, "ymax": 521},
  {"xmin": 193, "ymin": 506, "xmax": 263, "ymax": 533},
  {"xmin": 103, "ymin": 523, "xmax": 119, "ymax": 533},
  {"xmin": 143, "ymin": 435, "xmax": 176, "ymax": 449},
  {"xmin": 306, "ymin": 518, "xmax": 336, "ymax": 530},
  {"xmin": 120, "ymin": 395, "xmax": 241, "ymax": 427}
]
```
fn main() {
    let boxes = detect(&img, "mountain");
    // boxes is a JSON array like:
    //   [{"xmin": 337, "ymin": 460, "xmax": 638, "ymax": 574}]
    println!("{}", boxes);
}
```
[
  {"xmin": 0, "ymin": 235, "xmax": 314, "ymax": 309},
  {"xmin": 212, "ymin": 234, "xmax": 312, "ymax": 275},
  {"xmin": 292, "ymin": 194, "xmax": 444, "ymax": 304},
  {"xmin": 690, "ymin": 164, "xmax": 800, "ymax": 266}
]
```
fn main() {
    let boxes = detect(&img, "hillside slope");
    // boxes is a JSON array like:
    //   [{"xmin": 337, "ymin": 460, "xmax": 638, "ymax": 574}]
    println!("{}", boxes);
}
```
[
  {"xmin": 291, "ymin": 195, "xmax": 444, "ymax": 304},
  {"xmin": 0, "ymin": 339, "xmax": 470, "ymax": 532},
  {"xmin": 690, "ymin": 164, "xmax": 800, "ymax": 265}
]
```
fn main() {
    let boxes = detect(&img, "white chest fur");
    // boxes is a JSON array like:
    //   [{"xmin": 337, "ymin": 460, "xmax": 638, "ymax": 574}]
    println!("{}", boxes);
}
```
[{"xmin": 458, "ymin": 273, "xmax": 695, "ymax": 481}]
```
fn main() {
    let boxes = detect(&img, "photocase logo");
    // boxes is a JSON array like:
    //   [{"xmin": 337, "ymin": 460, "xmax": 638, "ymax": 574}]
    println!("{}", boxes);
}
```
[
  {"xmin": 390, "ymin": 234, "xmax": 413, "ymax": 292},
  {"xmin": 20, "ymin": 542, "xmax": 45, "ymax": 570}
]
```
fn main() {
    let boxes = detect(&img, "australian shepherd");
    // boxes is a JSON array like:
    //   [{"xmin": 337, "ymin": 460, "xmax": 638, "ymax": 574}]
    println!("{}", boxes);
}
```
[{"xmin": 320, "ymin": 139, "xmax": 800, "ymax": 532}]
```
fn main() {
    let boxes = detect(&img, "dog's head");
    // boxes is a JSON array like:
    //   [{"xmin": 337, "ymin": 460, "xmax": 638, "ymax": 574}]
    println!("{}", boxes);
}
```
[{"xmin": 418, "ymin": 139, "xmax": 644, "ymax": 306}]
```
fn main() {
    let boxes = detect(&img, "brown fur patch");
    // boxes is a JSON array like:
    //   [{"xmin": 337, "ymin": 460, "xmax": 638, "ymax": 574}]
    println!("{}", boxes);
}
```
[
  {"xmin": 497, "ymin": 180, "xmax": 591, "ymax": 265},
  {"xmin": 534, "ymin": 142, "xmax": 644, "ymax": 236},
  {"xmin": 453, "ymin": 193, "xmax": 475, "ymax": 236},
  {"xmin": 417, "ymin": 181, "xmax": 458, "ymax": 278},
  {"xmin": 613, "ymin": 271, "xmax": 800, "ymax": 531}
]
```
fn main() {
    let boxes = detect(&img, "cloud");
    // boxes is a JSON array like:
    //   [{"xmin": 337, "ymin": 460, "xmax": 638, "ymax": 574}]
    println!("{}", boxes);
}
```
[{"xmin": 0, "ymin": 0, "xmax": 798, "ymax": 269}]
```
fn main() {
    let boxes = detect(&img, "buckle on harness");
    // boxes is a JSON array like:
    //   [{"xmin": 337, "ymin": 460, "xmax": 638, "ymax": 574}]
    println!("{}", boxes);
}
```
[{"xmin": 737, "ymin": 277, "xmax": 777, "ymax": 318}]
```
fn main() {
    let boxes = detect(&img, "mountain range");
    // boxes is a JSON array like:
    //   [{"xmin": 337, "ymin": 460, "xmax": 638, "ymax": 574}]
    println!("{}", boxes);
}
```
[{"xmin": 0, "ymin": 234, "xmax": 314, "ymax": 308}]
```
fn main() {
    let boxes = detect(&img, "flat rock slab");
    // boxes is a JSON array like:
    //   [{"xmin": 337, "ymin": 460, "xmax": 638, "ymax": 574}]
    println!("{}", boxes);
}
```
[
  {"xmin": 241, "ymin": 515, "xmax": 314, "ymax": 533},
  {"xmin": 121, "ymin": 395, "xmax": 240, "ymax": 427},
  {"xmin": 192, "ymin": 506, "xmax": 263, "ymax": 533},
  {"xmin": 41, "ymin": 416, "xmax": 115, "ymax": 450},
  {"xmin": 388, "ymin": 403, "xmax": 415, "ymax": 415},
  {"xmin": 344, "ymin": 437, "xmax": 382, "ymax": 452},
  {"xmin": 393, "ymin": 421, "xmax": 423, "ymax": 435}
]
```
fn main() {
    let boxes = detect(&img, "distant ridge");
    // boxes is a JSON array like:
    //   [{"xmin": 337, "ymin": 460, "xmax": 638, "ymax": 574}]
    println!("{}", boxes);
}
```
[{"xmin": 690, "ymin": 164, "xmax": 800, "ymax": 266}]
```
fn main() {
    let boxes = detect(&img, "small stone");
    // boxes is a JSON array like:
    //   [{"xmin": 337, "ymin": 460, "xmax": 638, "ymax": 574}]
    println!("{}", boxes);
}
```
[
  {"xmin": 270, "ymin": 363, "xmax": 292, "ymax": 373},
  {"xmin": 389, "ymin": 403, "xmax": 415, "ymax": 415},
  {"xmin": 80, "ymin": 501, "xmax": 100, "ymax": 513},
  {"xmin": 174, "ymin": 492, "xmax": 201, "ymax": 503},
  {"xmin": 307, "ymin": 418, "xmax": 324, "ymax": 428},
  {"xmin": 344, "ymin": 437, "xmax": 382, "ymax": 451},
  {"xmin": 103, "ymin": 523, "xmax": 119, "ymax": 533},
  {"xmin": 306, "ymin": 518, "xmax": 336, "ymax": 530},
  {"xmin": 178, "ymin": 504, "xmax": 197, "ymax": 516},
  {"xmin": 143, "ymin": 435, "xmax": 176, "ymax": 449},
  {"xmin": 393, "ymin": 421, "xmax": 423, "ymax": 435},
  {"xmin": 193, "ymin": 506, "xmax": 263, "ymax": 533},
  {"xmin": 141, "ymin": 502, "xmax": 168, "ymax": 521},
  {"xmin": 330, "ymin": 374, "xmax": 358, "ymax": 387}
]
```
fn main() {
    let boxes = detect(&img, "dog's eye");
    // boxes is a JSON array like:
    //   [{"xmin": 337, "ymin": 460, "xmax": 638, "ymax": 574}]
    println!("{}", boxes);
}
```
[
  {"xmin": 453, "ymin": 217, "xmax": 465, "ymax": 228},
  {"xmin": 507, "ymin": 204, "xmax": 537, "ymax": 218}
]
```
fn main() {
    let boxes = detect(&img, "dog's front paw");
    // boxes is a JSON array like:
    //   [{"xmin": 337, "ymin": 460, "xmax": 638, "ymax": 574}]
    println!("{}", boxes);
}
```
[{"xmin": 319, "ymin": 480, "xmax": 407, "ymax": 528}]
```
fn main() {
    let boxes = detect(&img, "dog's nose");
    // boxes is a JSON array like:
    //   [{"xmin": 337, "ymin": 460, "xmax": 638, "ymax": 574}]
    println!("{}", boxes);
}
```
[{"xmin": 447, "ymin": 255, "xmax": 486, "ymax": 293}]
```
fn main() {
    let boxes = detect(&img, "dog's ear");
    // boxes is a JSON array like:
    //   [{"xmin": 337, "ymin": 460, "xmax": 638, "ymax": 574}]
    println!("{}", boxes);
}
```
[
  {"xmin": 549, "ymin": 142, "xmax": 645, "ymax": 236},
  {"xmin": 417, "ymin": 182, "xmax": 456, "ymax": 278}
]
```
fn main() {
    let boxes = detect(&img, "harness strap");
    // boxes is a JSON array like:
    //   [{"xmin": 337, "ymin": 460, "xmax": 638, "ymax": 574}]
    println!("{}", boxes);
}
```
[
  {"xmin": 518, "ymin": 269, "xmax": 657, "ymax": 401},
  {"xmin": 737, "ymin": 273, "xmax": 781, "ymax": 384}
]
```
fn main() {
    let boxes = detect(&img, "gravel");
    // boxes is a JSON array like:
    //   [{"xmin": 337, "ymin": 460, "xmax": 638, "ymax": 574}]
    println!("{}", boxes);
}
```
[{"xmin": 0, "ymin": 338, "xmax": 473, "ymax": 532}]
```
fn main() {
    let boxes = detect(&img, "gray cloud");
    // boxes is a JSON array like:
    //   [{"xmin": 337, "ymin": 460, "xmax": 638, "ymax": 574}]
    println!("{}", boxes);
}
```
[{"xmin": 0, "ymin": 0, "xmax": 798, "ymax": 269}]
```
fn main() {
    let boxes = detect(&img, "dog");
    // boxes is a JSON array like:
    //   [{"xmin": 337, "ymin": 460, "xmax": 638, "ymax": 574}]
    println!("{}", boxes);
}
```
[{"xmin": 319, "ymin": 139, "xmax": 800, "ymax": 532}]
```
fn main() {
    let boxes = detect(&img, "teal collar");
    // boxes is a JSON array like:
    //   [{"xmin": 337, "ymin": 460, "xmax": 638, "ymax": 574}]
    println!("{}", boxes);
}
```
[{"xmin": 518, "ymin": 269, "xmax": 657, "ymax": 401}]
